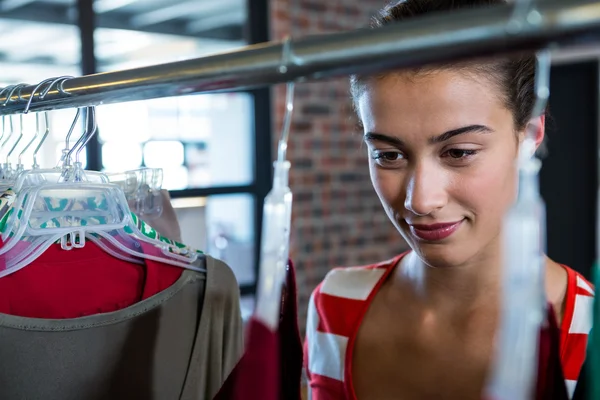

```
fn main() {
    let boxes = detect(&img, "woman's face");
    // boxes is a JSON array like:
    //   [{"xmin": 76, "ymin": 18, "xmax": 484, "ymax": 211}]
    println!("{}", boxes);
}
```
[{"xmin": 358, "ymin": 70, "xmax": 527, "ymax": 268}]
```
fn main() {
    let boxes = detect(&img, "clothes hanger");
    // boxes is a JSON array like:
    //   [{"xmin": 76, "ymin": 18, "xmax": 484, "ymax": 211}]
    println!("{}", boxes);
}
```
[
  {"xmin": 0, "ymin": 115, "xmax": 9, "ymax": 184},
  {"xmin": 0, "ymin": 78, "xmax": 206, "ymax": 278},
  {"xmin": 0, "ymin": 84, "xmax": 29, "ymax": 181},
  {"xmin": 254, "ymin": 36, "xmax": 295, "ymax": 331},
  {"xmin": 16, "ymin": 112, "xmax": 46, "ymax": 177},
  {"xmin": 106, "ymin": 168, "xmax": 164, "ymax": 219},
  {"xmin": 485, "ymin": 2, "xmax": 552, "ymax": 398}
]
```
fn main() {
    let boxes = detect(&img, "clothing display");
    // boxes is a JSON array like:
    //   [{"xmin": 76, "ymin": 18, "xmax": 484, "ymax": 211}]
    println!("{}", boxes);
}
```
[
  {"xmin": 0, "ymin": 249, "xmax": 243, "ymax": 400},
  {"xmin": 215, "ymin": 260, "xmax": 303, "ymax": 400},
  {"xmin": 0, "ymin": 188, "xmax": 199, "ymax": 256},
  {"xmin": 1, "ymin": 10, "xmax": 597, "ymax": 400},
  {"xmin": 0, "ymin": 187, "xmax": 209, "ymax": 318},
  {"xmin": 0, "ymin": 237, "xmax": 182, "ymax": 318},
  {"xmin": 0, "ymin": 188, "xmax": 243, "ymax": 400},
  {"xmin": 304, "ymin": 252, "xmax": 594, "ymax": 400}
]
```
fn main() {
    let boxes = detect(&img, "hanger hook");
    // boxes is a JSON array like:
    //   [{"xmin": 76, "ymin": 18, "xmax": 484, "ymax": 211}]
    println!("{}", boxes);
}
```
[
  {"xmin": 75, "ymin": 107, "xmax": 98, "ymax": 162},
  {"xmin": 0, "ymin": 116, "xmax": 5, "ymax": 145},
  {"xmin": 56, "ymin": 108, "xmax": 82, "ymax": 169},
  {"xmin": 1, "ymin": 84, "xmax": 27, "ymax": 107},
  {"xmin": 15, "ymin": 77, "xmax": 68, "ymax": 166},
  {"xmin": 72, "ymin": 106, "xmax": 97, "ymax": 164},
  {"xmin": 0, "ymin": 85, "xmax": 15, "ymax": 107},
  {"xmin": 18, "ymin": 112, "xmax": 42, "ymax": 166},
  {"xmin": 0, "ymin": 115, "xmax": 14, "ymax": 155},
  {"xmin": 32, "ymin": 112, "xmax": 50, "ymax": 169},
  {"xmin": 6, "ymin": 115, "xmax": 25, "ymax": 165},
  {"xmin": 65, "ymin": 108, "xmax": 82, "ymax": 152},
  {"xmin": 23, "ymin": 75, "xmax": 74, "ymax": 114},
  {"xmin": 277, "ymin": 35, "xmax": 296, "ymax": 163}
]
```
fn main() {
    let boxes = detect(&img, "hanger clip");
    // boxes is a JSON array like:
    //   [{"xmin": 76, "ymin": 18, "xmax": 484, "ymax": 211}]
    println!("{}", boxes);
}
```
[{"xmin": 61, "ymin": 230, "xmax": 86, "ymax": 250}]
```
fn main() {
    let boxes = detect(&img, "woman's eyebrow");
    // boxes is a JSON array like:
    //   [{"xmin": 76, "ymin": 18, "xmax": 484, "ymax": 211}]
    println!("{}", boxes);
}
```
[
  {"xmin": 363, "ymin": 132, "xmax": 404, "ymax": 147},
  {"xmin": 363, "ymin": 125, "xmax": 493, "ymax": 146},
  {"xmin": 429, "ymin": 125, "xmax": 493, "ymax": 144}
]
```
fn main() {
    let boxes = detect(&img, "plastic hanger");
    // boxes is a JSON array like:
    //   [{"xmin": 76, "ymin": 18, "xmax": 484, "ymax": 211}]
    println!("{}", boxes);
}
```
[
  {"xmin": 106, "ymin": 168, "xmax": 164, "ymax": 219},
  {"xmin": 0, "ymin": 78, "xmax": 206, "ymax": 278},
  {"xmin": 254, "ymin": 36, "xmax": 295, "ymax": 330},
  {"xmin": 485, "ymin": 24, "xmax": 551, "ymax": 400}
]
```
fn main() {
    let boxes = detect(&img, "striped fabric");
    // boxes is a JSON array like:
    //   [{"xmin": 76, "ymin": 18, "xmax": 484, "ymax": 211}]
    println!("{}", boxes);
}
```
[{"xmin": 304, "ymin": 253, "xmax": 594, "ymax": 400}]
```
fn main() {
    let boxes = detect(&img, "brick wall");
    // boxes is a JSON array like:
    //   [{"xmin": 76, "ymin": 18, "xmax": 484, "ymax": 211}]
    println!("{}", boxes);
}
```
[{"xmin": 270, "ymin": 0, "xmax": 409, "ymax": 331}]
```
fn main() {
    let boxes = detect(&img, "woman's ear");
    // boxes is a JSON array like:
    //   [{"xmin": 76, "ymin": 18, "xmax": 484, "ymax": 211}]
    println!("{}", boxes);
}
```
[{"xmin": 529, "ymin": 115, "xmax": 546, "ymax": 150}]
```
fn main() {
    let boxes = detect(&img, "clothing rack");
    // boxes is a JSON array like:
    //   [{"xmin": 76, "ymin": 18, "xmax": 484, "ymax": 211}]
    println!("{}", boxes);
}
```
[{"xmin": 1, "ymin": 0, "xmax": 600, "ymax": 114}]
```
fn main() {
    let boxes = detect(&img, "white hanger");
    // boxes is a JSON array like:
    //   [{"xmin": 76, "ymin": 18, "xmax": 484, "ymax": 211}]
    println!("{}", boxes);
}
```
[
  {"xmin": 0, "ymin": 77, "xmax": 206, "ymax": 278},
  {"xmin": 254, "ymin": 36, "xmax": 295, "ymax": 330},
  {"xmin": 485, "ymin": 2, "xmax": 552, "ymax": 396}
]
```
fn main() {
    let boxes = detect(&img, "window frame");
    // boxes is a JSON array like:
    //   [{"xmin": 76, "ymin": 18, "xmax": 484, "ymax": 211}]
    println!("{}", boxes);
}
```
[{"xmin": 77, "ymin": 0, "xmax": 272, "ymax": 296}]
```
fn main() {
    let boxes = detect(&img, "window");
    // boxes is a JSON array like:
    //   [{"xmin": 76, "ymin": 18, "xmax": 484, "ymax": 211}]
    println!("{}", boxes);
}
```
[
  {"xmin": 0, "ymin": 2, "xmax": 82, "ymax": 169},
  {"xmin": 0, "ymin": 0, "xmax": 271, "ymax": 316},
  {"xmin": 172, "ymin": 193, "xmax": 255, "ymax": 286},
  {"xmin": 96, "ymin": 92, "xmax": 254, "ymax": 190}
]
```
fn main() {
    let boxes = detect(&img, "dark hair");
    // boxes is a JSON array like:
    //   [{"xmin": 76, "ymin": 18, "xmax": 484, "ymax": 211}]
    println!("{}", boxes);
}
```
[{"xmin": 350, "ymin": 0, "xmax": 538, "ymax": 131}]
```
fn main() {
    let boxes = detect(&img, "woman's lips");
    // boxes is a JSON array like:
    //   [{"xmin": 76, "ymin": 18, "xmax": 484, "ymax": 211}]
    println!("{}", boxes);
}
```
[{"xmin": 409, "ymin": 220, "xmax": 464, "ymax": 242}]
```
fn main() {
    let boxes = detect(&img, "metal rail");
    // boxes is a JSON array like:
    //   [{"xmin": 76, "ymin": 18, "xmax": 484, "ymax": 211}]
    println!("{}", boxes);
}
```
[{"xmin": 1, "ymin": 0, "xmax": 600, "ymax": 114}]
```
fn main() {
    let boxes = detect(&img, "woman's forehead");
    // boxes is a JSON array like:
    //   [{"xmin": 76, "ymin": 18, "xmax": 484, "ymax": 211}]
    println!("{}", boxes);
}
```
[{"xmin": 357, "ymin": 70, "xmax": 510, "ymax": 135}]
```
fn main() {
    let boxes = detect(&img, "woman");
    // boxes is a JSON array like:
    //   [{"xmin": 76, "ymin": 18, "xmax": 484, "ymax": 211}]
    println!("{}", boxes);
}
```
[{"xmin": 303, "ymin": 0, "xmax": 594, "ymax": 399}]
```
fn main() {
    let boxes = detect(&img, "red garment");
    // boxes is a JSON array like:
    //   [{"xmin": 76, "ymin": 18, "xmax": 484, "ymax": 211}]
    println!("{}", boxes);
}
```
[
  {"xmin": 216, "ymin": 318, "xmax": 279, "ymax": 400},
  {"xmin": 304, "ymin": 253, "xmax": 593, "ymax": 400},
  {"xmin": 215, "ymin": 260, "xmax": 303, "ymax": 400},
  {"xmin": 536, "ymin": 305, "xmax": 569, "ymax": 400},
  {"xmin": 0, "ymin": 239, "xmax": 183, "ymax": 319}
]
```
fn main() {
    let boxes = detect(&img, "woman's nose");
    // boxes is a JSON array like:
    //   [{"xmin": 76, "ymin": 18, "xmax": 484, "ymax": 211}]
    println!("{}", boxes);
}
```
[{"xmin": 403, "ymin": 163, "xmax": 448, "ymax": 216}]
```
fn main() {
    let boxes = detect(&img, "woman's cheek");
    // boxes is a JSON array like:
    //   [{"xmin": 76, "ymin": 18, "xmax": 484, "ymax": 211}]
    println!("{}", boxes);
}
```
[{"xmin": 457, "ymin": 158, "xmax": 517, "ymax": 219}]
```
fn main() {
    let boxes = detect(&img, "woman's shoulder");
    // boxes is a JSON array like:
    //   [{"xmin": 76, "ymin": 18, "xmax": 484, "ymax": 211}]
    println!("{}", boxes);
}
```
[
  {"xmin": 558, "ymin": 265, "xmax": 594, "ymax": 394},
  {"xmin": 562, "ymin": 265, "xmax": 594, "ymax": 294},
  {"xmin": 310, "ymin": 254, "xmax": 405, "ymax": 302},
  {"xmin": 306, "ymin": 253, "xmax": 406, "ymax": 334},
  {"xmin": 304, "ymin": 253, "xmax": 406, "ymax": 384},
  {"xmin": 560, "ymin": 265, "xmax": 594, "ymax": 332}
]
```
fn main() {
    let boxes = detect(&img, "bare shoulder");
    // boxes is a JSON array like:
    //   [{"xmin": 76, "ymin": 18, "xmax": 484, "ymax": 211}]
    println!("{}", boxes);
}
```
[
  {"xmin": 545, "ymin": 256, "xmax": 594, "ymax": 325},
  {"xmin": 306, "ymin": 255, "xmax": 404, "ymax": 333}
]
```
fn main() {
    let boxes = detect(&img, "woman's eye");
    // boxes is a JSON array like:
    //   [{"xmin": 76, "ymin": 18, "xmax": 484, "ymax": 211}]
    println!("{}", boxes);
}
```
[
  {"xmin": 444, "ymin": 149, "xmax": 477, "ymax": 159},
  {"xmin": 371, "ymin": 151, "xmax": 405, "ymax": 166}
]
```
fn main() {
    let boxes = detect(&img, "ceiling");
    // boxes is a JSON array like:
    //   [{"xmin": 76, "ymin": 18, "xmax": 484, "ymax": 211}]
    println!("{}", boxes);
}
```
[
  {"xmin": 0, "ymin": 0, "xmax": 247, "ymax": 83},
  {"xmin": 0, "ymin": 0, "xmax": 247, "ymax": 38}
]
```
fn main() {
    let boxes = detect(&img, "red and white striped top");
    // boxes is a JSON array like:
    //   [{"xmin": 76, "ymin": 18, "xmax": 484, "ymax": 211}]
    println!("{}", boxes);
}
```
[{"xmin": 304, "ymin": 253, "xmax": 594, "ymax": 400}]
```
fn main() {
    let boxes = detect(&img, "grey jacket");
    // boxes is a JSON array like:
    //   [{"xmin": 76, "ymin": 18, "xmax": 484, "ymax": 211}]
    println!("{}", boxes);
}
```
[{"xmin": 0, "ymin": 256, "xmax": 243, "ymax": 400}]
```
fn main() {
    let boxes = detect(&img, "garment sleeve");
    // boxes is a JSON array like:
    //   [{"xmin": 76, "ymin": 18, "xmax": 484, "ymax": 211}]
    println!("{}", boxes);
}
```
[
  {"xmin": 304, "ymin": 289, "xmax": 319, "ymax": 400},
  {"xmin": 213, "ymin": 258, "xmax": 245, "ymax": 380},
  {"xmin": 181, "ymin": 257, "xmax": 244, "ymax": 400},
  {"xmin": 304, "ymin": 339, "xmax": 313, "ymax": 400}
]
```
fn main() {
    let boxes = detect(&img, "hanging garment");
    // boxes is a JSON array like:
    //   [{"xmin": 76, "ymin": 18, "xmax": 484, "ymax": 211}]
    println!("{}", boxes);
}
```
[
  {"xmin": 215, "ymin": 260, "xmax": 303, "ymax": 400},
  {"xmin": 571, "ymin": 360, "xmax": 588, "ymax": 400},
  {"xmin": 304, "ymin": 252, "xmax": 594, "ymax": 400},
  {"xmin": 0, "ymin": 189, "xmax": 201, "ymax": 318},
  {"xmin": 0, "ymin": 237, "xmax": 182, "ymax": 318},
  {"xmin": 536, "ymin": 306, "xmax": 570, "ymax": 400},
  {"xmin": 0, "ymin": 250, "xmax": 243, "ymax": 400},
  {"xmin": 0, "ymin": 189, "xmax": 244, "ymax": 400}
]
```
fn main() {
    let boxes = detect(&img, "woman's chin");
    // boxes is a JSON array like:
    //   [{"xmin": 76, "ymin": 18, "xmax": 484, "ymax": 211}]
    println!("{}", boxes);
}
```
[{"xmin": 408, "ymin": 242, "xmax": 470, "ymax": 269}]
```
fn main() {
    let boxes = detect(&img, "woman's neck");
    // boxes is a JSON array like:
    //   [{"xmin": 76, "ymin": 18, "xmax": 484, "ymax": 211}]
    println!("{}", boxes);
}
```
[
  {"xmin": 398, "ymin": 245, "xmax": 503, "ymax": 315},
  {"xmin": 390, "ymin": 244, "xmax": 568, "ymax": 331}
]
